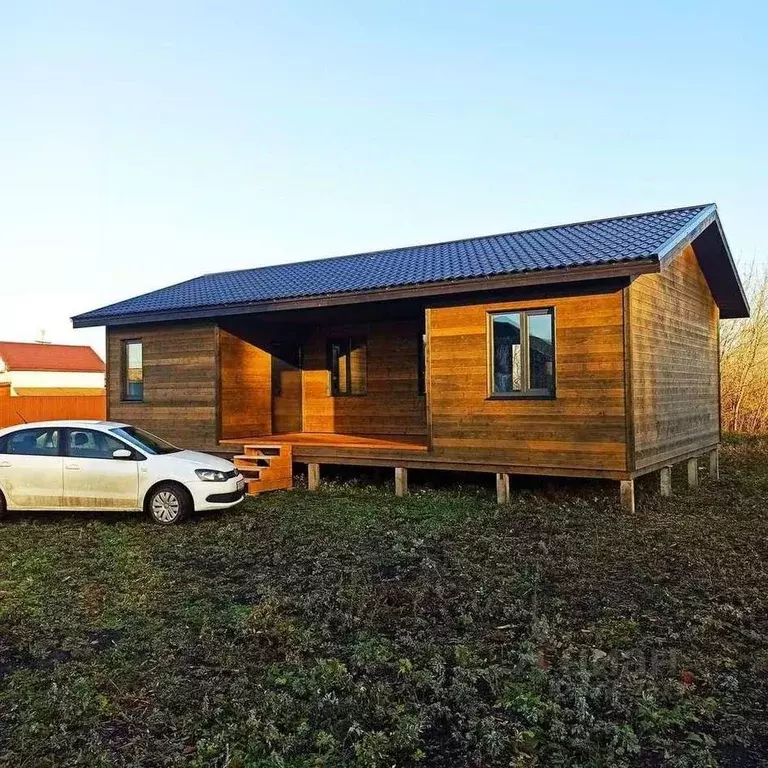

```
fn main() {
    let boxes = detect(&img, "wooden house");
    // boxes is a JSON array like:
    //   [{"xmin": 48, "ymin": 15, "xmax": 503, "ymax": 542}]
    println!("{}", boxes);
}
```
[{"xmin": 72, "ymin": 204, "xmax": 749, "ymax": 511}]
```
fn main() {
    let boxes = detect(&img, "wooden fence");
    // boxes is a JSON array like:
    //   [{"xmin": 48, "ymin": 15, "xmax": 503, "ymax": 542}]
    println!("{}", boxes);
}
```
[{"xmin": 0, "ymin": 386, "xmax": 106, "ymax": 429}]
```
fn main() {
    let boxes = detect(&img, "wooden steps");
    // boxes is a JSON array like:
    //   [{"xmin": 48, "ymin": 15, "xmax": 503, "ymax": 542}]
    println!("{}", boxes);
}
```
[{"xmin": 234, "ymin": 443, "xmax": 293, "ymax": 495}]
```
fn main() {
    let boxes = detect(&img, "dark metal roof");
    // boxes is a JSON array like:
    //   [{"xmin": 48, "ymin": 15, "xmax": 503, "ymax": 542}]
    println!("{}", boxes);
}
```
[{"xmin": 72, "ymin": 203, "xmax": 749, "ymax": 326}]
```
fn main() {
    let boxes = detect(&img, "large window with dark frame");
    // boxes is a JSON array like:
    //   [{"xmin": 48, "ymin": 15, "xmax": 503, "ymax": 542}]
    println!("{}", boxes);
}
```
[
  {"xmin": 122, "ymin": 340, "xmax": 144, "ymax": 401},
  {"xmin": 489, "ymin": 309, "xmax": 555, "ymax": 397},
  {"xmin": 327, "ymin": 336, "xmax": 367, "ymax": 396}
]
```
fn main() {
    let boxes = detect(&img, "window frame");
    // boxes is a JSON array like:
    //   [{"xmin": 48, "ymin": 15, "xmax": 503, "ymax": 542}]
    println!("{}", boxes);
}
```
[
  {"xmin": 487, "ymin": 307, "xmax": 556, "ymax": 400},
  {"xmin": 121, "ymin": 339, "xmax": 144, "ymax": 402},
  {"xmin": 327, "ymin": 336, "xmax": 367, "ymax": 397}
]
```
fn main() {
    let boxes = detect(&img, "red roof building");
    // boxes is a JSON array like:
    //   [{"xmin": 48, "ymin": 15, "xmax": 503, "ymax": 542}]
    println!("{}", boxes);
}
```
[
  {"xmin": 0, "ymin": 342, "xmax": 105, "ymax": 373},
  {"xmin": 0, "ymin": 342, "xmax": 105, "ymax": 398}
]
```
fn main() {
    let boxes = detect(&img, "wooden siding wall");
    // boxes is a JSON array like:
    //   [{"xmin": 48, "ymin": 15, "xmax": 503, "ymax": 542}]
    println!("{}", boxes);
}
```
[
  {"xmin": 629, "ymin": 244, "xmax": 720, "ymax": 470},
  {"xmin": 107, "ymin": 323, "xmax": 219, "ymax": 451},
  {"xmin": 302, "ymin": 320, "xmax": 427, "ymax": 436},
  {"xmin": 219, "ymin": 328, "xmax": 272, "ymax": 439},
  {"xmin": 272, "ymin": 356, "xmax": 303, "ymax": 433},
  {"xmin": 427, "ymin": 290, "xmax": 628, "ymax": 473}
]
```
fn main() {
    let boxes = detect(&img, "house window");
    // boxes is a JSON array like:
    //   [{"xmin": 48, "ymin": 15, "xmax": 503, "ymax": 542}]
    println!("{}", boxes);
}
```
[
  {"xmin": 489, "ymin": 309, "xmax": 555, "ymax": 397},
  {"xmin": 328, "ymin": 337, "xmax": 366, "ymax": 396},
  {"xmin": 122, "ymin": 340, "xmax": 144, "ymax": 401}
]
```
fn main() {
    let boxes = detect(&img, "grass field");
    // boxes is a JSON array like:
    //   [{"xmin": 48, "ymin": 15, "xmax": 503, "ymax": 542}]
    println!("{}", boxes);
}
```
[{"xmin": 1, "ymin": 436, "xmax": 767, "ymax": 767}]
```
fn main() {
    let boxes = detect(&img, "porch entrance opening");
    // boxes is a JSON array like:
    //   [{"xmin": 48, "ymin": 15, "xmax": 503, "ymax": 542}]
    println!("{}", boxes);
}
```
[
  {"xmin": 218, "ymin": 301, "xmax": 428, "ymax": 445},
  {"xmin": 271, "ymin": 341, "xmax": 302, "ymax": 433}
]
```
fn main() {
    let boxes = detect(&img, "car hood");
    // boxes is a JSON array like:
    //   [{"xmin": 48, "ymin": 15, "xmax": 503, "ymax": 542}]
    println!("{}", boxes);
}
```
[{"xmin": 168, "ymin": 450, "xmax": 237, "ymax": 472}]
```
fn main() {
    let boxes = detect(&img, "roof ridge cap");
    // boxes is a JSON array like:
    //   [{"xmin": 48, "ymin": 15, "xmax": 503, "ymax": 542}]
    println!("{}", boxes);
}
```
[{"xmin": 198, "ymin": 203, "xmax": 712, "ymax": 280}]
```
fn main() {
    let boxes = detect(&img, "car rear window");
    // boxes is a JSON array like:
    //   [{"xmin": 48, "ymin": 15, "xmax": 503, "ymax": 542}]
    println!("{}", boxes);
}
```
[{"xmin": 5, "ymin": 428, "xmax": 60, "ymax": 456}]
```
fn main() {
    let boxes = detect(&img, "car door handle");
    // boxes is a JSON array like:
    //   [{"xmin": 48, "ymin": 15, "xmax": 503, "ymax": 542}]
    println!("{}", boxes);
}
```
[
  {"xmin": 64, "ymin": 464, "xmax": 80, "ymax": 471},
  {"xmin": 0, "ymin": 461, "xmax": 10, "ymax": 468}
]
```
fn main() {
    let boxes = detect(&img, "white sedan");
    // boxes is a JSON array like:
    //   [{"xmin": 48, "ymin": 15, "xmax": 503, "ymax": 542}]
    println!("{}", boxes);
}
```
[{"xmin": 0, "ymin": 420, "xmax": 245, "ymax": 524}]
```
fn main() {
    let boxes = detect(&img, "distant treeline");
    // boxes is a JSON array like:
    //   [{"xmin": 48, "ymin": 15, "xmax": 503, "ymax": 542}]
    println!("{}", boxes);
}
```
[{"xmin": 721, "ymin": 262, "xmax": 768, "ymax": 434}]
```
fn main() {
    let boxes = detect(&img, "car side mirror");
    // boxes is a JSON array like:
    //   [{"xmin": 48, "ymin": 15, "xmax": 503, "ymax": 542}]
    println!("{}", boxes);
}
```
[{"xmin": 112, "ymin": 449, "xmax": 133, "ymax": 460}]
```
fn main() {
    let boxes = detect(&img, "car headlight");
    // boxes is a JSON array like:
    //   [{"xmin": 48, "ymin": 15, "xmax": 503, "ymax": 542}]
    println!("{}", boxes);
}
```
[{"xmin": 195, "ymin": 469, "xmax": 228, "ymax": 482}]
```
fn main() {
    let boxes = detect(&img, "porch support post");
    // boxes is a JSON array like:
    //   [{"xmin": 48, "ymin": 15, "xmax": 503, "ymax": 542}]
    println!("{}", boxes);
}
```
[
  {"xmin": 660, "ymin": 466, "xmax": 673, "ymax": 497},
  {"xmin": 709, "ymin": 447, "xmax": 720, "ymax": 481},
  {"xmin": 620, "ymin": 479, "xmax": 635, "ymax": 513},
  {"xmin": 395, "ymin": 467, "xmax": 408, "ymax": 497},
  {"xmin": 496, "ymin": 473, "xmax": 510, "ymax": 504},
  {"xmin": 687, "ymin": 457, "xmax": 699, "ymax": 488},
  {"xmin": 307, "ymin": 463, "xmax": 320, "ymax": 491}
]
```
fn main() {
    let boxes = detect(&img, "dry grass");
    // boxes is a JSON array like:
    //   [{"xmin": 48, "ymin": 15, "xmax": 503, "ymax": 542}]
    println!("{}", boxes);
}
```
[{"xmin": 1, "ymin": 436, "xmax": 767, "ymax": 767}]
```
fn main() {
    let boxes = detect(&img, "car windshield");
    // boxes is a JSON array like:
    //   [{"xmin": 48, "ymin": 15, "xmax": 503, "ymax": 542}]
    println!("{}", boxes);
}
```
[{"xmin": 110, "ymin": 426, "xmax": 181, "ymax": 455}]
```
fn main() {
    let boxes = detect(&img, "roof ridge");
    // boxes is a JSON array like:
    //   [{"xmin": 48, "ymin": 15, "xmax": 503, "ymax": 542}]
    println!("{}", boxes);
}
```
[
  {"xmin": 198, "ymin": 203, "xmax": 713, "ymax": 280},
  {"xmin": 0, "ymin": 340, "xmax": 96, "ymax": 349}
]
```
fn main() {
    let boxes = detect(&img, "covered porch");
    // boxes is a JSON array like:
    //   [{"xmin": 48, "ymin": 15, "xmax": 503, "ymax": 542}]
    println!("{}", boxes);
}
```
[
  {"xmin": 217, "ymin": 300, "xmax": 429, "ymax": 447},
  {"xmin": 215, "ymin": 299, "xmax": 430, "ymax": 493}
]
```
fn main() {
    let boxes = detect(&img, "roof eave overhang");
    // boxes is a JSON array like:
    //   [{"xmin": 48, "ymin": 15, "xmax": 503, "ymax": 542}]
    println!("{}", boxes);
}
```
[
  {"xmin": 657, "ymin": 204, "xmax": 750, "ymax": 319},
  {"xmin": 656, "ymin": 203, "xmax": 719, "ymax": 262},
  {"xmin": 71, "ymin": 258, "xmax": 661, "ymax": 328}
]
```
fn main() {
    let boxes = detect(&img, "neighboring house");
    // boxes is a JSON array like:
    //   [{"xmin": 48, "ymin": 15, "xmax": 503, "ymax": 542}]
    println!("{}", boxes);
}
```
[
  {"xmin": 0, "ymin": 342, "xmax": 105, "ymax": 396},
  {"xmin": 72, "ymin": 204, "xmax": 749, "ymax": 511}
]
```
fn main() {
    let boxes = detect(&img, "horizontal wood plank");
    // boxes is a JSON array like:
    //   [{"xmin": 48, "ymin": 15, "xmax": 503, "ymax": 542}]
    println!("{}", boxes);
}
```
[
  {"xmin": 302, "ymin": 319, "xmax": 427, "ymax": 436},
  {"xmin": 427, "ymin": 290, "xmax": 628, "ymax": 472},
  {"xmin": 107, "ymin": 323, "xmax": 219, "ymax": 450},
  {"xmin": 630, "ymin": 244, "xmax": 720, "ymax": 469}
]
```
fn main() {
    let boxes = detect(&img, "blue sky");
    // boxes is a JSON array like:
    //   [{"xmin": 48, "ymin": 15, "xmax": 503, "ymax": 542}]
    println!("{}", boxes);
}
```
[{"xmin": 1, "ymin": 1, "xmax": 766, "ymax": 354}]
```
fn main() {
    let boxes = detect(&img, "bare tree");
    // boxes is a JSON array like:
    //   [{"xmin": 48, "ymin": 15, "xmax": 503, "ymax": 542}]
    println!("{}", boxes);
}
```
[{"xmin": 720, "ymin": 262, "xmax": 768, "ymax": 433}]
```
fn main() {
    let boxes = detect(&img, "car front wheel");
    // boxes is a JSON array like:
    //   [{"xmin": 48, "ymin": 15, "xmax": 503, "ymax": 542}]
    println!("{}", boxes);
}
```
[{"xmin": 147, "ymin": 483, "xmax": 191, "ymax": 525}]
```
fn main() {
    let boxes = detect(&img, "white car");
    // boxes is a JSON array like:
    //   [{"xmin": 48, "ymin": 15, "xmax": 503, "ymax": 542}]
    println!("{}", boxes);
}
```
[{"xmin": 0, "ymin": 420, "xmax": 245, "ymax": 524}]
